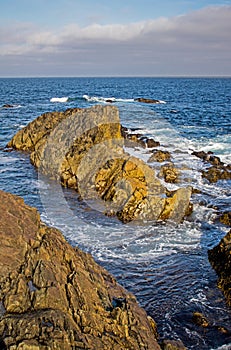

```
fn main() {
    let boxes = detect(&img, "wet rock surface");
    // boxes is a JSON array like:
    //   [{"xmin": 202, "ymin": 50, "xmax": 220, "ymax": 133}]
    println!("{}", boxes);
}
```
[
  {"xmin": 8, "ymin": 106, "xmax": 192, "ymax": 224},
  {"xmin": 0, "ymin": 190, "xmax": 161, "ymax": 350},
  {"xmin": 208, "ymin": 230, "xmax": 231, "ymax": 306},
  {"xmin": 192, "ymin": 150, "xmax": 231, "ymax": 183}
]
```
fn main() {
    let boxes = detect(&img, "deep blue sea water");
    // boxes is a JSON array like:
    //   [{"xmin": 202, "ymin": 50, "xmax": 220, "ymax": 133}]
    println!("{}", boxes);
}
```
[{"xmin": 0, "ymin": 77, "xmax": 231, "ymax": 349}]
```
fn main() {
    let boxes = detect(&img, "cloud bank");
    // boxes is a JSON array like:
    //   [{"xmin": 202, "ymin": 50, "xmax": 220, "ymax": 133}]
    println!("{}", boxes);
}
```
[{"xmin": 0, "ymin": 5, "xmax": 231, "ymax": 76}]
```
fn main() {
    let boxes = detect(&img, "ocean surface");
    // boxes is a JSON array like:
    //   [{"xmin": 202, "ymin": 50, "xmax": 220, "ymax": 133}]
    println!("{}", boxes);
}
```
[{"xmin": 0, "ymin": 77, "xmax": 231, "ymax": 349}]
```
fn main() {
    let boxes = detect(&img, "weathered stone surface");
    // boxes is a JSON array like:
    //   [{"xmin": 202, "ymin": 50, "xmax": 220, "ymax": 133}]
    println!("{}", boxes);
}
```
[
  {"xmin": 208, "ymin": 230, "xmax": 231, "ymax": 306},
  {"xmin": 8, "ymin": 106, "xmax": 192, "ymax": 224},
  {"xmin": 0, "ymin": 190, "xmax": 161, "ymax": 350}
]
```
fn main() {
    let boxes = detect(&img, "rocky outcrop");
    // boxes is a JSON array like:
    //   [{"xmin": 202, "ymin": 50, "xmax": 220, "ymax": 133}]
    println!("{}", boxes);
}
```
[
  {"xmin": 7, "ymin": 105, "xmax": 192, "ymax": 224},
  {"xmin": 0, "ymin": 190, "xmax": 161, "ymax": 350},
  {"xmin": 208, "ymin": 230, "xmax": 231, "ymax": 306}
]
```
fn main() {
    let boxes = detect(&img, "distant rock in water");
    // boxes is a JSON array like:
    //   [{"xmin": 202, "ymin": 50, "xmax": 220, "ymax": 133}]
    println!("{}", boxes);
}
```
[
  {"xmin": 0, "ymin": 189, "xmax": 160, "ymax": 349},
  {"xmin": 135, "ymin": 97, "xmax": 163, "ymax": 104},
  {"xmin": 2, "ymin": 104, "xmax": 14, "ymax": 108},
  {"xmin": 208, "ymin": 230, "xmax": 231, "ymax": 306},
  {"xmin": 8, "ymin": 105, "xmax": 192, "ymax": 224}
]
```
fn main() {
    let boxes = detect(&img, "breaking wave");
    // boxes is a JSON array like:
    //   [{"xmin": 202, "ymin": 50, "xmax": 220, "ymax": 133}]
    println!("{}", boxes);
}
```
[{"xmin": 50, "ymin": 97, "xmax": 69, "ymax": 103}]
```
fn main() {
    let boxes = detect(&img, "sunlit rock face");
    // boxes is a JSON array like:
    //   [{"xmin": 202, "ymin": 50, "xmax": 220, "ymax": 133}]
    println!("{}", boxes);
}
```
[{"xmin": 8, "ymin": 105, "xmax": 192, "ymax": 224}]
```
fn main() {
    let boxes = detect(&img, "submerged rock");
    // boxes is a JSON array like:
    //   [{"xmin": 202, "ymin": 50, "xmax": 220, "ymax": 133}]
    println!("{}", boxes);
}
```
[
  {"xmin": 208, "ymin": 230, "xmax": 231, "ymax": 306},
  {"xmin": 8, "ymin": 105, "xmax": 192, "ymax": 224},
  {"xmin": 0, "ymin": 190, "xmax": 161, "ymax": 349}
]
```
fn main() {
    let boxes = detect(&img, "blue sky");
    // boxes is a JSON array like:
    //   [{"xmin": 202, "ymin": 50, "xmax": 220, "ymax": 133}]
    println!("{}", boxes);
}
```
[{"xmin": 0, "ymin": 0, "xmax": 231, "ymax": 76}]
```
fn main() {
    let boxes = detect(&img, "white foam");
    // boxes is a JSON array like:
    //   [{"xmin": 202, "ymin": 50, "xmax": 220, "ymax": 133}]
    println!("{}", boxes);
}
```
[
  {"xmin": 83, "ymin": 94, "xmax": 134, "ymax": 103},
  {"xmin": 50, "ymin": 97, "xmax": 69, "ymax": 103}
]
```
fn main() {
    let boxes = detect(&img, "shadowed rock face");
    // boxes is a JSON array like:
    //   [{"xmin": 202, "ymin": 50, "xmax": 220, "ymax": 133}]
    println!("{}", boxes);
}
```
[
  {"xmin": 7, "ymin": 105, "xmax": 192, "ymax": 224},
  {"xmin": 0, "ymin": 190, "xmax": 160, "ymax": 350},
  {"xmin": 208, "ymin": 230, "xmax": 231, "ymax": 306}
]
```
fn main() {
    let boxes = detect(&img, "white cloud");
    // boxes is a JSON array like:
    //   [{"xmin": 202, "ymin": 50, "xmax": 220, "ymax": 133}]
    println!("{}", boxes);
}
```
[{"xmin": 0, "ymin": 5, "xmax": 230, "ymax": 75}]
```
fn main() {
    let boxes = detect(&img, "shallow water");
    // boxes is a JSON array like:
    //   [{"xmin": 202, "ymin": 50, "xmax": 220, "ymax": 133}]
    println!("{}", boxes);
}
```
[{"xmin": 0, "ymin": 77, "xmax": 231, "ymax": 349}]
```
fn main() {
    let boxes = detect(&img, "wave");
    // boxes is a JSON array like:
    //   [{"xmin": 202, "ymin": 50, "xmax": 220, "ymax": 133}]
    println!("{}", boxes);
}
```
[
  {"xmin": 49, "ymin": 95, "xmax": 166, "ymax": 105},
  {"xmin": 83, "ymin": 94, "xmax": 166, "ymax": 104},
  {"xmin": 1, "ymin": 104, "xmax": 22, "ymax": 109},
  {"xmin": 83, "ymin": 94, "xmax": 135, "ymax": 103},
  {"xmin": 50, "ymin": 97, "xmax": 69, "ymax": 103}
]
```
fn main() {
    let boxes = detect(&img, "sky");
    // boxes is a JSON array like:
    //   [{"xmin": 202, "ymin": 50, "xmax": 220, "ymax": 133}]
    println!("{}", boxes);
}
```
[{"xmin": 0, "ymin": 0, "xmax": 231, "ymax": 77}]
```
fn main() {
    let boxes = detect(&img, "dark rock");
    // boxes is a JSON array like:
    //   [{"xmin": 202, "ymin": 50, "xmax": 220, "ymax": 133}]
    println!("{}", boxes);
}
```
[
  {"xmin": 0, "ymin": 189, "xmax": 161, "ymax": 349},
  {"xmin": 121, "ymin": 126, "xmax": 160, "ymax": 149},
  {"xmin": 192, "ymin": 311, "xmax": 209, "ymax": 327},
  {"xmin": 208, "ymin": 230, "xmax": 231, "ymax": 306},
  {"xmin": 202, "ymin": 166, "xmax": 231, "ymax": 183},
  {"xmin": 192, "ymin": 150, "xmax": 224, "ymax": 166},
  {"xmin": 146, "ymin": 138, "xmax": 160, "ymax": 148},
  {"xmin": 2, "ymin": 104, "xmax": 14, "ymax": 108},
  {"xmin": 135, "ymin": 98, "xmax": 161, "ymax": 104}
]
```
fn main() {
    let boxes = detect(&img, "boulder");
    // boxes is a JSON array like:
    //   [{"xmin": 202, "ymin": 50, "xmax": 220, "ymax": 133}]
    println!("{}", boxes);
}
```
[
  {"xmin": 208, "ymin": 230, "xmax": 231, "ymax": 306},
  {"xmin": 0, "ymin": 190, "xmax": 160, "ymax": 350},
  {"xmin": 7, "ymin": 105, "xmax": 192, "ymax": 224}
]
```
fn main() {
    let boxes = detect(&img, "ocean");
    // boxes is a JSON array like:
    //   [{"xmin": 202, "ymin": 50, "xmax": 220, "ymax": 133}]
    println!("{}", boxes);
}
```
[{"xmin": 0, "ymin": 77, "xmax": 231, "ymax": 349}]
